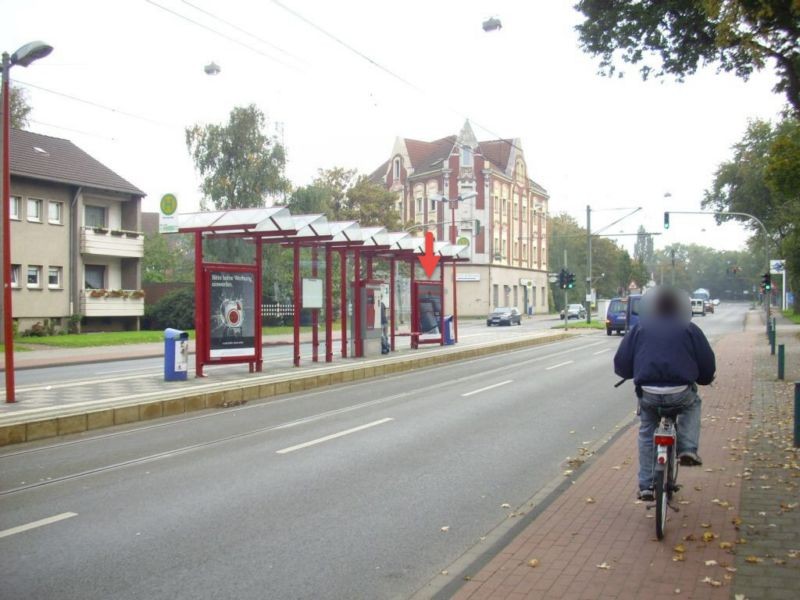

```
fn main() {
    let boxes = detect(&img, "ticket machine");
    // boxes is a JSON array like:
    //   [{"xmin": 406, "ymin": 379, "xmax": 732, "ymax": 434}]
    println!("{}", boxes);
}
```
[{"xmin": 350, "ymin": 279, "xmax": 385, "ymax": 357}]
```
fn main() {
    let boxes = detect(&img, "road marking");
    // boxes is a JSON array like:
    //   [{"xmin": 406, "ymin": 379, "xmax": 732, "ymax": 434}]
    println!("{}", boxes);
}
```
[
  {"xmin": 0, "ymin": 512, "xmax": 77, "ymax": 538},
  {"xmin": 593, "ymin": 348, "xmax": 611, "ymax": 355},
  {"xmin": 461, "ymin": 380, "xmax": 513, "ymax": 397},
  {"xmin": 276, "ymin": 418, "xmax": 394, "ymax": 454},
  {"xmin": 545, "ymin": 360, "xmax": 574, "ymax": 370}
]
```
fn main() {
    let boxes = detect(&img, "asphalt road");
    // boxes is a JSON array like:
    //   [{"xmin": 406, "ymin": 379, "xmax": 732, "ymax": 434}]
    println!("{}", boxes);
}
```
[{"xmin": 0, "ymin": 304, "xmax": 747, "ymax": 600}]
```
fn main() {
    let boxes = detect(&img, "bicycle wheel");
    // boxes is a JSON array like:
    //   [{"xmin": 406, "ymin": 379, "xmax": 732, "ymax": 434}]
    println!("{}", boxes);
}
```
[{"xmin": 654, "ymin": 465, "xmax": 667, "ymax": 540}]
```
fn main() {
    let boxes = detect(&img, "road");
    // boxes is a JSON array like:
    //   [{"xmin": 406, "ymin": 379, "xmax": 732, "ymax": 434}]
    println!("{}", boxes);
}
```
[{"xmin": 0, "ymin": 304, "xmax": 747, "ymax": 600}]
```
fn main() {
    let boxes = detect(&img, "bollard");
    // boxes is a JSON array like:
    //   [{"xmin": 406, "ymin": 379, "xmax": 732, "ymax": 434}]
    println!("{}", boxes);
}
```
[
  {"xmin": 770, "ymin": 328, "xmax": 776, "ymax": 355},
  {"xmin": 778, "ymin": 344, "xmax": 785, "ymax": 380},
  {"xmin": 767, "ymin": 317, "xmax": 772, "ymax": 341},
  {"xmin": 795, "ymin": 382, "xmax": 800, "ymax": 448}
]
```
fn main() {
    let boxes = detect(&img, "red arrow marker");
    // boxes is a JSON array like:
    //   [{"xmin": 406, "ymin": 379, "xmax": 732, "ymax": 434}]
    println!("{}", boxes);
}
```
[{"xmin": 418, "ymin": 231, "xmax": 441, "ymax": 278}]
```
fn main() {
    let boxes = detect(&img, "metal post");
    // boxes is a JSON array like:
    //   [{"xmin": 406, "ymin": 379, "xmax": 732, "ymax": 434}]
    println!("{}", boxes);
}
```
[
  {"xmin": 439, "ymin": 261, "xmax": 445, "ymax": 346},
  {"xmin": 339, "ymin": 249, "xmax": 347, "ymax": 358},
  {"xmin": 325, "ymin": 245, "xmax": 333, "ymax": 363},
  {"xmin": 389, "ymin": 257, "xmax": 396, "ymax": 351},
  {"xmin": 194, "ymin": 231, "xmax": 205, "ymax": 377},
  {"xmin": 353, "ymin": 249, "xmax": 361, "ymax": 357},
  {"xmin": 311, "ymin": 245, "xmax": 318, "ymax": 362},
  {"xmin": 778, "ymin": 344, "xmax": 785, "ymax": 380},
  {"xmin": 2, "ymin": 53, "xmax": 15, "ymax": 401},
  {"xmin": 452, "ymin": 259, "xmax": 458, "ymax": 342},
  {"xmin": 770, "ymin": 327, "xmax": 776, "ymax": 356},
  {"xmin": 563, "ymin": 248, "xmax": 568, "ymax": 332},
  {"xmin": 293, "ymin": 242, "xmax": 300, "ymax": 367},
  {"xmin": 255, "ymin": 237, "xmax": 263, "ymax": 372},
  {"xmin": 794, "ymin": 382, "xmax": 800, "ymax": 448},
  {"xmin": 586, "ymin": 204, "xmax": 591, "ymax": 324},
  {"xmin": 410, "ymin": 258, "xmax": 417, "ymax": 349}
]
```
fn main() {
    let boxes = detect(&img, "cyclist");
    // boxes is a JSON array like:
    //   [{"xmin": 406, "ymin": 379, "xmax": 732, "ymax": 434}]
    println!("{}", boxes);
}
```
[{"xmin": 613, "ymin": 286, "xmax": 716, "ymax": 501}]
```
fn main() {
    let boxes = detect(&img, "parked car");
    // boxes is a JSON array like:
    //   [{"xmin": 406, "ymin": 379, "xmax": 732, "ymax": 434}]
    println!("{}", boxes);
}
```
[
  {"xmin": 486, "ymin": 306, "xmax": 522, "ymax": 326},
  {"xmin": 691, "ymin": 298, "xmax": 706, "ymax": 317},
  {"xmin": 560, "ymin": 303, "xmax": 587, "ymax": 320},
  {"xmin": 605, "ymin": 297, "xmax": 627, "ymax": 335}
]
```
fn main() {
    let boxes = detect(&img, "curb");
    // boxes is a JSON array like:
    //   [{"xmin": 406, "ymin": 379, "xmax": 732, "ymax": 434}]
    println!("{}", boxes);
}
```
[{"xmin": 0, "ymin": 332, "xmax": 572, "ymax": 447}]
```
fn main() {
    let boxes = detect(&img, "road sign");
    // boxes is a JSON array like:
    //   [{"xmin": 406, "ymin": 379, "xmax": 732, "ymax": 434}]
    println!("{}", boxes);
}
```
[
  {"xmin": 770, "ymin": 259, "xmax": 785, "ymax": 274},
  {"xmin": 159, "ymin": 193, "xmax": 179, "ymax": 233}
]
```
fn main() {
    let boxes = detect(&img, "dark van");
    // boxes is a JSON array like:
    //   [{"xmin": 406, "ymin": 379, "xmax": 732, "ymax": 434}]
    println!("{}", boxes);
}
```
[
  {"xmin": 626, "ymin": 294, "xmax": 642, "ymax": 332},
  {"xmin": 605, "ymin": 298, "xmax": 627, "ymax": 335}
]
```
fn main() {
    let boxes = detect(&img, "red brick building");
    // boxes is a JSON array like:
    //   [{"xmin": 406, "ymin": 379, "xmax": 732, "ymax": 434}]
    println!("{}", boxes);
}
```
[{"xmin": 370, "ymin": 121, "xmax": 550, "ymax": 316}]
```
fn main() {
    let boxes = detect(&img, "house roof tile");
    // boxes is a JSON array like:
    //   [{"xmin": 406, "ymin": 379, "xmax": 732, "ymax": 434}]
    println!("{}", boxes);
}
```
[{"xmin": 10, "ymin": 128, "xmax": 144, "ymax": 196}]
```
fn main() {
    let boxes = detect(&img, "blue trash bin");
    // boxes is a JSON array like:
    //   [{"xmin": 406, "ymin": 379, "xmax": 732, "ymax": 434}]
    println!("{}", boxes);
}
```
[
  {"xmin": 443, "ymin": 315, "xmax": 455, "ymax": 345},
  {"xmin": 164, "ymin": 328, "xmax": 189, "ymax": 381}
]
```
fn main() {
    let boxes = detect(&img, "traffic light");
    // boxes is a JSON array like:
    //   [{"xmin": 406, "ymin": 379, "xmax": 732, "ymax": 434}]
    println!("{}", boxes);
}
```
[
  {"xmin": 664, "ymin": 212, "xmax": 670, "ymax": 229},
  {"xmin": 567, "ymin": 272, "xmax": 576, "ymax": 289},
  {"xmin": 762, "ymin": 272, "xmax": 772, "ymax": 291},
  {"xmin": 558, "ymin": 268, "xmax": 568, "ymax": 289}
]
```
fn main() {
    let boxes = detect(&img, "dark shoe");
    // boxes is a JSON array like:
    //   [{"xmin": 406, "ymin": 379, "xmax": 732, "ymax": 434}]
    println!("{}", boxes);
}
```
[
  {"xmin": 637, "ymin": 488, "xmax": 654, "ymax": 501},
  {"xmin": 679, "ymin": 452, "xmax": 703, "ymax": 466}
]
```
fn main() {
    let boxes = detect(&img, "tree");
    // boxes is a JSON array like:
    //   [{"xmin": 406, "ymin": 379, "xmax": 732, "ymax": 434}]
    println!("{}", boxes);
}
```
[
  {"xmin": 574, "ymin": 1, "xmax": 800, "ymax": 114},
  {"xmin": 9, "ymin": 86, "xmax": 32, "ymax": 129},
  {"xmin": 313, "ymin": 167, "xmax": 358, "ymax": 217},
  {"xmin": 633, "ymin": 225, "xmax": 656, "ymax": 275},
  {"xmin": 342, "ymin": 176, "xmax": 402, "ymax": 229},
  {"xmin": 142, "ymin": 233, "xmax": 194, "ymax": 283},
  {"xmin": 185, "ymin": 104, "xmax": 288, "ymax": 210},
  {"xmin": 285, "ymin": 184, "xmax": 336, "ymax": 220}
]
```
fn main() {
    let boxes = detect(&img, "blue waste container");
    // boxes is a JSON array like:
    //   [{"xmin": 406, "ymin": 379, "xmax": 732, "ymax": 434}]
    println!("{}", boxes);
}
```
[
  {"xmin": 443, "ymin": 315, "xmax": 455, "ymax": 345},
  {"xmin": 164, "ymin": 328, "xmax": 189, "ymax": 381}
]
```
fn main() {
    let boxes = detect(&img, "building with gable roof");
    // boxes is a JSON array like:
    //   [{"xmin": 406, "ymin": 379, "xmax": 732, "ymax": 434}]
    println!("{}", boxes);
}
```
[
  {"xmin": 370, "ymin": 121, "xmax": 549, "ymax": 316},
  {"xmin": 6, "ymin": 128, "xmax": 146, "ymax": 333}
]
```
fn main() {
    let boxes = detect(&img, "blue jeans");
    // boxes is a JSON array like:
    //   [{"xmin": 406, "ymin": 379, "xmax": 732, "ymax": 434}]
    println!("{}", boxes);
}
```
[{"xmin": 637, "ymin": 388, "xmax": 702, "ymax": 490}]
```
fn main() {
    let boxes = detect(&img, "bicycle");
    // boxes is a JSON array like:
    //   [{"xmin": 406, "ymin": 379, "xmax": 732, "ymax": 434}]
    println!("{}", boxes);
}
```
[{"xmin": 615, "ymin": 379, "xmax": 682, "ymax": 540}]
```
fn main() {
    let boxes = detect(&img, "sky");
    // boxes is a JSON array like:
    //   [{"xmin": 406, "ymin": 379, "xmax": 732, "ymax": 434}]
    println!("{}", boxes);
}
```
[{"xmin": 2, "ymin": 0, "xmax": 788, "ymax": 255}]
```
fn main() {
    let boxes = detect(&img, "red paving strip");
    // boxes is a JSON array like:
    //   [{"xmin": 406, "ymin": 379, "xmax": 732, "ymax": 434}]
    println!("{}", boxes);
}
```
[{"xmin": 451, "ymin": 329, "xmax": 756, "ymax": 600}]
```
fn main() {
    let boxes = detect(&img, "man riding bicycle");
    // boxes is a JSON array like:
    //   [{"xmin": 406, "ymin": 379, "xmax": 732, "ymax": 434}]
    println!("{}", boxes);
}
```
[{"xmin": 613, "ymin": 286, "xmax": 716, "ymax": 501}]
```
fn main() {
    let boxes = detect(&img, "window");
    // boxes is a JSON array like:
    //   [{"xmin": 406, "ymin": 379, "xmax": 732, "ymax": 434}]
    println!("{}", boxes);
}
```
[
  {"xmin": 493, "ymin": 284, "xmax": 499, "ymax": 307},
  {"xmin": 460, "ymin": 145, "xmax": 472, "ymax": 167},
  {"xmin": 85, "ymin": 205, "xmax": 106, "ymax": 228},
  {"xmin": 85, "ymin": 264, "xmax": 106, "ymax": 290},
  {"xmin": 27, "ymin": 265, "xmax": 42, "ymax": 288},
  {"xmin": 48, "ymin": 201, "xmax": 63, "ymax": 224},
  {"xmin": 416, "ymin": 198, "xmax": 422, "ymax": 215},
  {"xmin": 393, "ymin": 158, "xmax": 401, "ymax": 180},
  {"xmin": 429, "ymin": 197, "xmax": 436, "ymax": 211},
  {"xmin": 10, "ymin": 264, "xmax": 20, "ymax": 288},
  {"xmin": 48, "ymin": 266, "xmax": 63, "ymax": 288},
  {"xmin": 9, "ymin": 196, "xmax": 20, "ymax": 220},
  {"xmin": 27, "ymin": 198, "xmax": 42, "ymax": 222}
]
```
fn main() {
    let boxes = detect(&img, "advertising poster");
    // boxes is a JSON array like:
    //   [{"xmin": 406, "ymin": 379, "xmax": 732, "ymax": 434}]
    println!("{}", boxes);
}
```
[
  {"xmin": 416, "ymin": 282, "xmax": 442, "ymax": 337},
  {"xmin": 209, "ymin": 269, "xmax": 256, "ymax": 358}
]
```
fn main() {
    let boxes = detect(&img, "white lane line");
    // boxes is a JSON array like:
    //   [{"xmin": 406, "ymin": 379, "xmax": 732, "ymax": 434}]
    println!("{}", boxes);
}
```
[
  {"xmin": 545, "ymin": 360, "xmax": 574, "ymax": 370},
  {"xmin": 0, "ymin": 512, "xmax": 77, "ymax": 539},
  {"xmin": 461, "ymin": 380, "xmax": 513, "ymax": 397},
  {"xmin": 593, "ymin": 348, "xmax": 611, "ymax": 355},
  {"xmin": 276, "ymin": 418, "xmax": 394, "ymax": 455}
]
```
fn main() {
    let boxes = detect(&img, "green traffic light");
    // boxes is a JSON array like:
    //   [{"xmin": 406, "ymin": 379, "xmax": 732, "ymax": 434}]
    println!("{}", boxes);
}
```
[{"xmin": 664, "ymin": 212, "xmax": 670, "ymax": 229}]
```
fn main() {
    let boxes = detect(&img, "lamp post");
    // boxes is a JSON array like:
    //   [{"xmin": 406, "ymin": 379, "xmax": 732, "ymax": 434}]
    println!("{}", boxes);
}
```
[{"xmin": 2, "ymin": 40, "xmax": 53, "ymax": 403}]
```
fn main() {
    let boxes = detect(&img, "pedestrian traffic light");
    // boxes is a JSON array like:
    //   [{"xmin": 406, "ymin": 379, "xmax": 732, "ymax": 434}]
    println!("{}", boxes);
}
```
[
  {"xmin": 558, "ymin": 268, "xmax": 568, "ymax": 289},
  {"xmin": 762, "ymin": 272, "xmax": 772, "ymax": 291},
  {"xmin": 567, "ymin": 272, "xmax": 576, "ymax": 289},
  {"xmin": 664, "ymin": 212, "xmax": 670, "ymax": 229}
]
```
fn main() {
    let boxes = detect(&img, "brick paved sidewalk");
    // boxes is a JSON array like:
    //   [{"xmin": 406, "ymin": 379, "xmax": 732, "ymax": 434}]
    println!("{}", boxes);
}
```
[{"xmin": 445, "ymin": 312, "xmax": 798, "ymax": 600}]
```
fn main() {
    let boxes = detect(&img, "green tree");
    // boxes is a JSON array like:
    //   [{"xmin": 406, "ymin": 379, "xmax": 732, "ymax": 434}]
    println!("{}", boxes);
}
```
[
  {"xmin": 8, "ymin": 86, "xmax": 32, "ymax": 129},
  {"xmin": 285, "ymin": 184, "xmax": 336, "ymax": 219},
  {"xmin": 633, "ymin": 225, "xmax": 656, "ymax": 275},
  {"xmin": 143, "ymin": 233, "xmax": 194, "ymax": 283},
  {"xmin": 574, "ymin": 1, "xmax": 800, "ymax": 114},
  {"xmin": 313, "ymin": 167, "xmax": 358, "ymax": 218},
  {"xmin": 343, "ymin": 176, "xmax": 402, "ymax": 229},
  {"xmin": 185, "ymin": 104, "xmax": 288, "ymax": 210}
]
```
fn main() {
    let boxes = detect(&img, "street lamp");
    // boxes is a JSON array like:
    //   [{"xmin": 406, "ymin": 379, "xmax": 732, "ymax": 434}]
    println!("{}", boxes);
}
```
[
  {"xmin": 2, "ymin": 40, "xmax": 52, "ymax": 403},
  {"xmin": 429, "ymin": 191, "xmax": 477, "ymax": 244}
]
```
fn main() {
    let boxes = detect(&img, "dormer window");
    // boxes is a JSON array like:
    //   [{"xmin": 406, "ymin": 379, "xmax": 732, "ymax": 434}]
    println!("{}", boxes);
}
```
[
  {"xmin": 393, "ymin": 157, "xmax": 401, "ymax": 180},
  {"xmin": 460, "ymin": 145, "xmax": 473, "ymax": 167}
]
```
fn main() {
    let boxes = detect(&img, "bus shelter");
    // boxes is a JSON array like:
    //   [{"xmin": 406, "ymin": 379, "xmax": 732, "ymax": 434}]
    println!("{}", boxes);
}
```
[{"xmin": 176, "ymin": 208, "xmax": 468, "ymax": 377}]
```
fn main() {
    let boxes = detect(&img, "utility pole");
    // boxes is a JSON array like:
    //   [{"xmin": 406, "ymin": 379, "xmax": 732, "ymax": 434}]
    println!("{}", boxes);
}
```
[
  {"xmin": 670, "ymin": 249, "xmax": 676, "ymax": 286},
  {"xmin": 564, "ymin": 249, "xmax": 568, "ymax": 332},
  {"xmin": 586, "ymin": 205, "xmax": 592, "ymax": 324}
]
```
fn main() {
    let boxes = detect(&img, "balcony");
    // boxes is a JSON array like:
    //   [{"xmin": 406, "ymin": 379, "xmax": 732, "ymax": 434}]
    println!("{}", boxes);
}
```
[
  {"xmin": 81, "ymin": 227, "xmax": 144, "ymax": 258},
  {"xmin": 80, "ymin": 289, "xmax": 145, "ymax": 317}
]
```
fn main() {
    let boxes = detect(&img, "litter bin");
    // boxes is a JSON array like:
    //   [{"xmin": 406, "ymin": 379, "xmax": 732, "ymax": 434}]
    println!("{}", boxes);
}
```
[
  {"xmin": 164, "ymin": 328, "xmax": 189, "ymax": 381},
  {"xmin": 443, "ymin": 315, "xmax": 455, "ymax": 345}
]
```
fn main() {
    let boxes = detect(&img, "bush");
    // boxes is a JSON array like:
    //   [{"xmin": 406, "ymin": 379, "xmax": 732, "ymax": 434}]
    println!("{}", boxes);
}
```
[
  {"xmin": 25, "ymin": 321, "xmax": 48, "ymax": 337},
  {"xmin": 145, "ymin": 288, "xmax": 195, "ymax": 330},
  {"xmin": 68, "ymin": 314, "xmax": 82, "ymax": 334}
]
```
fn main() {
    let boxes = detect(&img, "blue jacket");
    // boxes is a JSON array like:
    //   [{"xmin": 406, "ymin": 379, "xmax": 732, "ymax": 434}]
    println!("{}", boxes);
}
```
[{"xmin": 613, "ymin": 318, "xmax": 716, "ymax": 386}]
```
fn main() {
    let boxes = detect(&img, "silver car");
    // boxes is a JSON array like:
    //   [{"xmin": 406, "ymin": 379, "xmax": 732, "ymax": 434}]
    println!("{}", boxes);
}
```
[
  {"xmin": 486, "ymin": 307, "xmax": 522, "ymax": 326},
  {"xmin": 560, "ymin": 304, "xmax": 587, "ymax": 320}
]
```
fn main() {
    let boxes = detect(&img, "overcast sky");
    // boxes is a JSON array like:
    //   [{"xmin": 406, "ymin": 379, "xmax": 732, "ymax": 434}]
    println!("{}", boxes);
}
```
[{"xmin": 3, "ymin": 0, "xmax": 787, "ymax": 254}]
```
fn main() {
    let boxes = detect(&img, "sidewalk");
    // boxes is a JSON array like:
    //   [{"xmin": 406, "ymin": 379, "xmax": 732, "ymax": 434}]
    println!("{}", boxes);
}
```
[{"xmin": 425, "ymin": 310, "xmax": 799, "ymax": 600}]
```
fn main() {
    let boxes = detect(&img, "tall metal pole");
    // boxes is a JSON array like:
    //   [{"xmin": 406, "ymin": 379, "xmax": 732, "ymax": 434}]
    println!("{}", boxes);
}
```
[
  {"xmin": 563, "ymin": 248, "xmax": 568, "ymax": 333},
  {"xmin": 1, "ymin": 53, "xmax": 14, "ymax": 402},
  {"xmin": 586, "ymin": 205, "xmax": 591, "ymax": 324}
]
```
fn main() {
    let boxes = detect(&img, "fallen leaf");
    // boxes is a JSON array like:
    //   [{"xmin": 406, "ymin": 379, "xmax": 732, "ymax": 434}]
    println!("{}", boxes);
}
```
[
  {"xmin": 683, "ymin": 533, "xmax": 697, "ymax": 541},
  {"xmin": 672, "ymin": 554, "xmax": 685, "ymax": 562},
  {"xmin": 701, "ymin": 576, "xmax": 722, "ymax": 587},
  {"xmin": 563, "ymin": 470, "xmax": 574, "ymax": 476},
  {"xmin": 701, "ymin": 522, "xmax": 712, "ymax": 528},
  {"xmin": 744, "ymin": 556, "xmax": 763, "ymax": 564},
  {"xmin": 528, "ymin": 559, "xmax": 539, "ymax": 568},
  {"xmin": 772, "ymin": 558, "xmax": 786, "ymax": 565},
  {"xmin": 569, "ymin": 430, "xmax": 576, "ymax": 434},
  {"xmin": 705, "ymin": 560, "xmax": 718, "ymax": 566},
  {"xmin": 734, "ymin": 594, "xmax": 748, "ymax": 600},
  {"xmin": 719, "ymin": 542, "xmax": 734, "ymax": 550},
  {"xmin": 440, "ymin": 570, "xmax": 448, "ymax": 575},
  {"xmin": 703, "ymin": 531, "xmax": 717, "ymax": 542},
  {"xmin": 585, "ymin": 497, "xmax": 596, "ymax": 504},
  {"xmin": 678, "ymin": 500, "xmax": 691, "ymax": 505},
  {"xmin": 596, "ymin": 562, "xmax": 611, "ymax": 570},
  {"xmin": 673, "ymin": 544, "xmax": 686, "ymax": 553},
  {"xmin": 726, "ymin": 567, "xmax": 737, "ymax": 573},
  {"xmin": 440, "ymin": 526, "xmax": 450, "ymax": 532},
  {"xmin": 501, "ymin": 503, "xmax": 511, "ymax": 509},
  {"xmin": 674, "ymin": 589, "xmax": 681, "ymax": 594}
]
